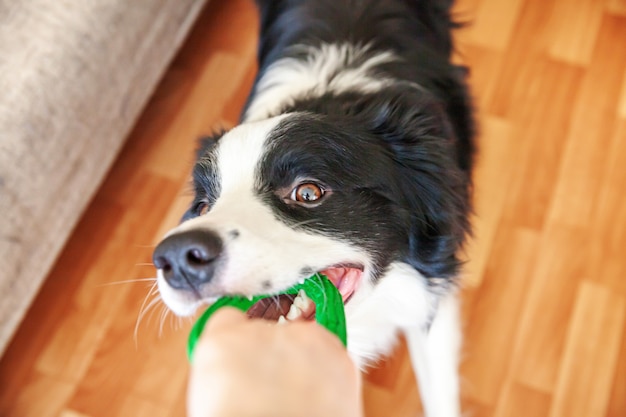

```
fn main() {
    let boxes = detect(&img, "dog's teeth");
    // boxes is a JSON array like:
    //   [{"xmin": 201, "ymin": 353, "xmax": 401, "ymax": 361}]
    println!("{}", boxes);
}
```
[
  {"xmin": 247, "ymin": 295, "xmax": 253, "ymax": 301},
  {"xmin": 293, "ymin": 290, "xmax": 312, "ymax": 310},
  {"xmin": 298, "ymin": 278, "xmax": 305, "ymax": 284},
  {"xmin": 278, "ymin": 315, "xmax": 287, "ymax": 324},
  {"xmin": 286, "ymin": 303, "xmax": 302, "ymax": 320}
]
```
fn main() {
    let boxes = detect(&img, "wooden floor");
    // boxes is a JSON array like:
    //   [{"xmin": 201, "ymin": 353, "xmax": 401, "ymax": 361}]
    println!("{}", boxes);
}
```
[{"xmin": 1, "ymin": 0, "xmax": 625, "ymax": 416}]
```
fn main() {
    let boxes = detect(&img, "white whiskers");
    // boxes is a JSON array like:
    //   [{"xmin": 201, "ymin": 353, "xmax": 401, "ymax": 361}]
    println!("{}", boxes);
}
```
[
  {"xmin": 98, "ymin": 278, "xmax": 157, "ymax": 287},
  {"xmin": 134, "ymin": 280, "xmax": 162, "ymax": 344}
]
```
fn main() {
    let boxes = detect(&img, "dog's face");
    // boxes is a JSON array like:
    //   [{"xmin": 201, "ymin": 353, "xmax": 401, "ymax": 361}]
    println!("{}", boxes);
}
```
[
  {"xmin": 154, "ymin": 97, "xmax": 467, "ymax": 319},
  {"xmin": 154, "ymin": 113, "xmax": 408, "ymax": 316}
]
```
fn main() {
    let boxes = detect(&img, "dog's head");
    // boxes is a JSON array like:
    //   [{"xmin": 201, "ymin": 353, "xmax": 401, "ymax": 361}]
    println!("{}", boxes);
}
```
[{"xmin": 153, "ymin": 94, "xmax": 469, "ymax": 318}]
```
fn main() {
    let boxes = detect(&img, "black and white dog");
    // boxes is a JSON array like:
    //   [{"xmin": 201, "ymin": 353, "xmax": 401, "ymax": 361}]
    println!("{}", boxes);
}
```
[{"xmin": 153, "ymin": 0, "xmax": 474, "ymax": 415}]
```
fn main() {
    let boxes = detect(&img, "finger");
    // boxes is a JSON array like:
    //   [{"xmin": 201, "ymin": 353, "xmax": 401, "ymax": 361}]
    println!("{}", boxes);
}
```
[
  {"xmin": 204, "ymin": 307, "xmax": 248, "ymax": 333},
  {"xmin": 300, "ymin": 320, "xmax": 346, "ymax": 349}
]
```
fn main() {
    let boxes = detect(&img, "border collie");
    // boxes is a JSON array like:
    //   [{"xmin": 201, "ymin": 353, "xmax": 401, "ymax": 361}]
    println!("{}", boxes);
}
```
[{"xmin": 153, "ymin": 0, "xmax": 474, "ymax": 415}]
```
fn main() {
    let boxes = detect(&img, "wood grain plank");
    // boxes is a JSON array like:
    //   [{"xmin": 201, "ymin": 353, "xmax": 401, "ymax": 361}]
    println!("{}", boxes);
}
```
[
  {"xmin": 547, "ymin": 14, "xmax": 626, "ymax": 228},
  {"xmin": 606, "ymin": 0, "xmax": 626, "ymax": 15},
  {"xmin": 34, "ymin": 174, "xmax": 178, "ymax": 382},
  {"xmin": 4, "ymin": 371, "xmax": 76, "ymax": 417},
  {"xmin": 64, "ymin": 291, "xmax": 167, "ymax": 416},
  {"xmin": 129, "ymin": 322, "xmax": 190, "ymax": 410},
  {"xmin": 606, "ymin": 321, "xmax": 626, "ymax": 417},
  {"xmin": 498, "ymin": 58, "xmax": 583, "ymax": 230},
  {"xmin": 113, "ymin": 397, "xmax": 171, "ymax": 417},
  {"xmin": 457, "ymin": 45, "xmax": 503, "ymax": 111},
  {"xmin": 547, "ymin": 0, "xmax": 604, "ymax": 65},
  {"xmin": 451, "ymin": 0, "xmax": 482, "ymax": 20},
  {"xmin": 618, "ymin": 71, "xmax": 626, "ymax": 118},
  {"xmin": 145, "ymin": 53, "xmax": 255, "ymax": 180},
  {"xmin": 549, "ymin": 281, "xmax": 625, "ymax": 417},
  {"xmin": 58, "ymin": 411, "xmax": 92, "ymax": 417},
  {"xmin": 363, "ymin": 337, "xmax": 410, "ymax": 390},
  {"xmin": 463, "ymin": 0, "xmax": 524, "ymax": 50},
  {"xmin": 589, "ymin": 120, "xmax": 626, "ymax": 294},
  {"xmin": 510, "ymin": 225, "xmax": 587, "ymax": 392},
  {"xmin": 461, "ymin": 116, "xmax": 514, "ymax": 288},
  {"xmin": 363, "ymin": 338, "xmax": 422, "ymax": 417},
  {"xmin": 486, "ymin": 0, "xmax": 559, "ymax": 117},
  {"xmin": 462, "ymin": 227, "xmax": 540, "ymax": 404},
  {"xmin": 363, "ymin": 358, "xmax": 422, "ymax": 417},
  {"xmin": 461, "ymin": 397, "xmax": 494, "ymax": 417},
  {"xmin": 166, "ymin": 384, "xmax": 190, "ymax": 417},
  {"xmin": 62, "ymin": 180, "xmax": 184, "ymax": 417},
  {"xmin": 0, "ymin": 198, "xmax": 124, "ymax": 409},
  {"xmin": 494, "ymin": 382, "xmax": 551, "ymax": 417}
]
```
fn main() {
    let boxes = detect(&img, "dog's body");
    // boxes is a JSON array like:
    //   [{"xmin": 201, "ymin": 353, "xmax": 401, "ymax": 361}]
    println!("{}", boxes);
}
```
[{"xmin": 153, "ymin": 0, "xmax": 474, "ymax": 415}]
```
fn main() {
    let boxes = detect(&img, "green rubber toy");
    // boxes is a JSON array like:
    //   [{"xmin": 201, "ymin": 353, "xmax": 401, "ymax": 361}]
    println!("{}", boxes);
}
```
[{"xmin": 187, "ymin": 273, "xmax": 347, "ymax": 361}]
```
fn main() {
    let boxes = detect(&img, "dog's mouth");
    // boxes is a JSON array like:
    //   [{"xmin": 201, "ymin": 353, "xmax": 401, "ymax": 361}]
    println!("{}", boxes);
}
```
[{"xmin": 245, "ymin": 265, "xmax": 363, "ymax": 321}]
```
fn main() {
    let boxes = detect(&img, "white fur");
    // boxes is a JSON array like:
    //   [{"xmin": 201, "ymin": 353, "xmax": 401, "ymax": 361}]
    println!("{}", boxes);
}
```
[
  {"xmin": 344, "ymin": 262, "xmax": 436, "ymax": 367},
  {"xmin": 342, "ymin": 261, "xmax": 463, "ymax": 417},
  {"xmin": 404, "ymin": 293, "xmax": 461, "ymax": 417},
  {"xmin": 244, "ymin": 43, "xmax": 398, "ymax": 122}
]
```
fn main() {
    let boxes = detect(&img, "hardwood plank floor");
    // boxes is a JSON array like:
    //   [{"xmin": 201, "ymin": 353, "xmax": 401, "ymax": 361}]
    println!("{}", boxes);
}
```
[{"xmin": 1, "ymin": 0, "xmax": 625, "ymax": 416}]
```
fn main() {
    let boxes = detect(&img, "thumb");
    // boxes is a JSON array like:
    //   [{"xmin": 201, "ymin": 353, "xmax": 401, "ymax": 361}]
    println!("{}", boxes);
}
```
[{"xmin": 204, "ymin": 307, "xmax": 248, "ymax": 333}]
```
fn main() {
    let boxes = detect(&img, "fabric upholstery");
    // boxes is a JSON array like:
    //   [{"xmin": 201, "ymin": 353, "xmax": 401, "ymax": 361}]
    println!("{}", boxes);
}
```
[{"xmin": 0, "ymin": 0, "xmax": 208, "ymax": 354}]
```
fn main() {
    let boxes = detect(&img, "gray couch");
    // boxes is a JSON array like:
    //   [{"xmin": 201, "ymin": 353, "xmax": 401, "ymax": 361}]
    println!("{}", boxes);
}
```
[{"xmin": 0, "ymin": 0, "xmax": 208, "ymax": 355}]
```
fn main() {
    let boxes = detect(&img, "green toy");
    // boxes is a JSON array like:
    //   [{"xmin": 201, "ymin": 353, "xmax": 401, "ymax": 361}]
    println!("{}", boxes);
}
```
[{"xmin": 187, "ymin": 273, "xmax": 347, "ymax": 361}]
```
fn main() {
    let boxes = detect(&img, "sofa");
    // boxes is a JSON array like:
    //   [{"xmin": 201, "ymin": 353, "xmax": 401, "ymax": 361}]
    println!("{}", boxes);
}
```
[{"xmin": 0, "ymin": 0, "xmax": 208, "ymax": 354}]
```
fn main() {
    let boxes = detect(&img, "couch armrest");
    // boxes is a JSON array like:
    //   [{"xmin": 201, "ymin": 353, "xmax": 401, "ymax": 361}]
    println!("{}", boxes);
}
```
[{"xmin": 0, "ymin": 0, "xmax": 208, "ymax": 354}]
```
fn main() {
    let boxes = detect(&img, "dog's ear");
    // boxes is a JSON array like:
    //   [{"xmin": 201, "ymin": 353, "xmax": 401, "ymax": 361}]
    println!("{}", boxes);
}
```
[
  {"xmin": 195, "ymin": 130, "xmax": 226, "ymax": 161},
  {"xmin": 360, "ymin": 91, "xmax": 471, "ymax": 279},
  {"xmin": 180, "ymin": 131, "xmax": 227, "ymax": 223}
]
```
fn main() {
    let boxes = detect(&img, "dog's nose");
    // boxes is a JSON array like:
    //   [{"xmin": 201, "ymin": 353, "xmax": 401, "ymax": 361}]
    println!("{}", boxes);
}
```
[{"xmin": 152, "ymin": 230, "xmax": 222, "ymax": 290}]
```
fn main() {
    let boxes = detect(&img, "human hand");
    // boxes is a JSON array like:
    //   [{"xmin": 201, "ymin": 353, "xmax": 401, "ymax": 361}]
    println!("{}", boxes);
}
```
[{"xmin": 187, "ymin": 307, "xmax": 363, "ymax": 417}]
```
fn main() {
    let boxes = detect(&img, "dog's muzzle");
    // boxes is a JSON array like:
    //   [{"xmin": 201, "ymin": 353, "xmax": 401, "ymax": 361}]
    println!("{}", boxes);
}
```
[{"xmin": 152, "ymin": 229, "xmax": 222, "ymax": 291}]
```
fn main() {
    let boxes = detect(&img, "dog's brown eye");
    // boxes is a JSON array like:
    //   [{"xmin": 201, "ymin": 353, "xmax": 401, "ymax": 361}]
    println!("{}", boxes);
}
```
[
  {"xmin": 292, "ymin": 183, "xmax": 324, "ymax": 203},
  {"xmin": 195, "ymin": 202, "xmax": 210, "ymax": 216}
]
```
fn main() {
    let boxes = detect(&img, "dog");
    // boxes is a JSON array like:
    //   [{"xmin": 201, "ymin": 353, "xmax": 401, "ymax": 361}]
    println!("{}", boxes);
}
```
[{"xmin": 153, "ymin": 0, "xmax": 474, "ymax": 415}]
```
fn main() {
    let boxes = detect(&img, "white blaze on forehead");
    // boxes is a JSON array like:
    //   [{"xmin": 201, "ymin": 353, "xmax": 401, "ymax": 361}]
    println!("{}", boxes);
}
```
[
  {"xmin": 215, "ymin": 115, "xmax": 287, "ymax": 192},
  {"xmin": 244, "ymin": 43, "xmax": 399, "ymax": 122}
]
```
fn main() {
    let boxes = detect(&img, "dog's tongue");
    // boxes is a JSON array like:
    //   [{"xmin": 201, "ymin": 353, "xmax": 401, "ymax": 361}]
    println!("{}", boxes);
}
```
[{"xmin": 319, "ymin": 267, "xmax": 362, "ymax": 303}]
